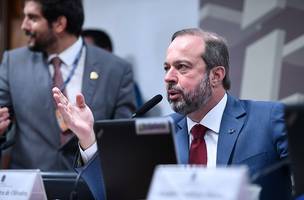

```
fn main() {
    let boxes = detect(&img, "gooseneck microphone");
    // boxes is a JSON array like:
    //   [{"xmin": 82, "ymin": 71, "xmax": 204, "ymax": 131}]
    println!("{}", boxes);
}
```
[
  {"xmin": 132, "ymin": 94, "xmax": 163, "ymax": 118},
  {"xmin": 70, "ymin": 94, "xmax": 163, "ymax": 199}
]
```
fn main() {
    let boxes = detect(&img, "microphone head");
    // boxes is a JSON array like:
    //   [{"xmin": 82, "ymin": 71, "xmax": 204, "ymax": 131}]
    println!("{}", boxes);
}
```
[
  {"xmin": 132, "ymin": 94, "xmax": 163, "ymax": 118},
  {"xmin": 149, "ymin": 94, "xmax": 163, "ymax": 104}
]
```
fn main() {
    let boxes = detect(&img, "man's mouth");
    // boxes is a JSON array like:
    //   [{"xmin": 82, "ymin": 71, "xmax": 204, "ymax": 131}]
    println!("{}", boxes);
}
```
[
  {"xmin": 24, "ymin": 31, "xmax": 36, "ymax": 47},
  {"xmin": 25, "ymin": 31, "xmax": 36, "ymax": 37},
  {"xmin": 167, "ymin": 89, "xmax": 181, "ymax": 101},
  {"xmin": 25, "ymin": 31, "xmax": 36, "ymax": 43}
]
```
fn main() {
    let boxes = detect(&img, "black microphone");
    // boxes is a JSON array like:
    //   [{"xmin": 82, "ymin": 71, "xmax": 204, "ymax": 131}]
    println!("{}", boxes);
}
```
[{"xmin": 132, "ymin": 94, "xmax": 163, "ymax": 118}]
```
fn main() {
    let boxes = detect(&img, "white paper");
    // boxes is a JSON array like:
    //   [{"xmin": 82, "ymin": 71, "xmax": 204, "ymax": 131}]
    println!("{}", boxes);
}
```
[{"xmin": 147, "ymin": 165, "xmax": 253, "ymax": 200}]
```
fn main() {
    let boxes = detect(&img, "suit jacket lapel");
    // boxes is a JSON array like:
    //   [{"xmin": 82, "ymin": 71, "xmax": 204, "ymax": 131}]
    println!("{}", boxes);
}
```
[
  {"xmin": 32, "ymin": 52, "xmax": 60, "ymax": 147},
  {"xmin": 33, "ymin": 53, "xmax": 53, "ymax": 109},
  {"xmin": 217, "ymin": 94, "xmax": 246, "ymax": 166},
  {"xmin": 173, "ymin": 117, "xmax": 189, "ymax": 164},
  {"xmin": 82, "ymin": 45, "xmax": 100, "ymax": 106}
]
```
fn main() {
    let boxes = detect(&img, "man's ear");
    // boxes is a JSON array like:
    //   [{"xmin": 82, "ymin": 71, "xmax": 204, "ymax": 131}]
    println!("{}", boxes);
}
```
[
  {"xmin": 209, "ymin": 66, "xmax": 225, "ymax": 87},
  {"xmin": 52, "ymin": 16, "xmax": 67, "ymax": 34}
]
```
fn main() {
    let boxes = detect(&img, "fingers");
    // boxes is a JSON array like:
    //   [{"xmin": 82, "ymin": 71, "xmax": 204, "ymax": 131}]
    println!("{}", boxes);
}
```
[
  {"xmin": 0, "ymin": 107, "xmax": 9, "ymax": 115},
  {"xmin": 0, "ymin": 107, "xmax": 10, "ymax": 120},
  {"xmin": 76, "ymin": 94, "xmax": 86, "ymax": 109},
  {"xmin": 52, "ymin": 87, "xmax": 86, "ymax": 109},
  {"xmin": 57, "ymin": 104, "xmax": 72, "ymax": 125},
  {"xmin": 52, "ymin": 87, "xmax": 68, "ymax": 107},
  {"xmin": 0, "ymin": 113, "xmax": 10, "ymax": 122},
  {"xmin": 52, "ymin": 87, "xmax": 61, "ymax": 105},
  {"xmin": 0, "ymin": 107, "xmax": 11, "ymax": 135},
  {"xmin": 0, "ymin": 119, "xmax": 11, "ymax": 134}
]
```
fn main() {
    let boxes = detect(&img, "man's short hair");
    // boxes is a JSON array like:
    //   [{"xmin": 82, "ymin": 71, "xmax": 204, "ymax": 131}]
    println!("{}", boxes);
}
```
[
  {"xmin": 171, "ymin": 28, "xmax": 231, "ymax": 90},
  {"xmin": 25, "ymin": 0, "xmax": 84, "ymax": 36},
  {"xmin": 82, "ymin": 29, "xmax": 113, "ymax": 52}
]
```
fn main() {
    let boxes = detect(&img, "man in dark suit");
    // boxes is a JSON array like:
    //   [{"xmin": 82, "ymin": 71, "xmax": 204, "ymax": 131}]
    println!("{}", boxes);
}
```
[
  {"xmin": 82, "ymin": 28, "xmax": 145, "ymax": 109},
  {"xmin": 0, "ymin": 0, "xmax": 136, "ymax": 171},
  {"xmin": 53, "ymin": 28, "xmax": 291, "ymax": 200}
]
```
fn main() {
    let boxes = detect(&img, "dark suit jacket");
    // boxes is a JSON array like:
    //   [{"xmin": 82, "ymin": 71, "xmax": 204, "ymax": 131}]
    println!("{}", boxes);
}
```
[
  {"xmin": 170, "ymin": 94, "xmax": 291, "ymax": 200},
  {"xmin": 80, "ymin": 94, "xmax": 291, "ymax": 200},
  {"xmin": 0, "ymin": 44, "xmax": 136, "ymax": 171}
]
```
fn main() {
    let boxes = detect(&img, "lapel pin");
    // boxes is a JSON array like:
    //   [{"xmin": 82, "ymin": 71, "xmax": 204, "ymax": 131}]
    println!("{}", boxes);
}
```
[
  {"xmin": 90, "ymin": 71, "xmax": 99, "ymax": 80},
  {"xmin": 228, "ymin": 129, "xmax": 236, "ymax": 134}
]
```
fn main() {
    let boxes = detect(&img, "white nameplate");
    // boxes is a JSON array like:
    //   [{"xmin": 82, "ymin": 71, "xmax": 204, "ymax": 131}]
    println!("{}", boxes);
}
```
[
  {"xmin": 147, "ymin": 165, "xmax": 252, "ymax": 200},
  {"xmin": 136, "ymin": 117, "xmax": 172, "ymax": 135},
  {"xmin": 0, "ymin": 169, "xmax": 47, "ymax": 200}
]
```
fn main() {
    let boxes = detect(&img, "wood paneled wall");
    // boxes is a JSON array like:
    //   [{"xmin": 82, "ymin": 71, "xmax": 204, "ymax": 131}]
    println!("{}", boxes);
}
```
[{"xmin": 0, "ymin": 0, "xmax": 26, "ymax": 59}]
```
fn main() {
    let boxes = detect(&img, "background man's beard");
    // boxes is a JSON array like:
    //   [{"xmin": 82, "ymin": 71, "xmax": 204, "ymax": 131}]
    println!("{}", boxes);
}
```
[
  {"xmin": 28, "ymin": 37, "xmax": 55, "ymax": 52},
  {"xmin": 26, "ymin": 31, "xmax": 56, "ymax": 52},
  {"xmin": 168, "ymin": 75, "xmax": 212, "ymax": 115},
  {"xmin": 28, "ymin": 42, "xmax": 47, "ymax": 52}
]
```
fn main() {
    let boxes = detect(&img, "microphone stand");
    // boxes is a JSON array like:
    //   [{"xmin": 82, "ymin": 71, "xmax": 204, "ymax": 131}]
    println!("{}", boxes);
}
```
[{"xmin": 69, "ymin": 169, "xmax": 84, "ymax": 200}]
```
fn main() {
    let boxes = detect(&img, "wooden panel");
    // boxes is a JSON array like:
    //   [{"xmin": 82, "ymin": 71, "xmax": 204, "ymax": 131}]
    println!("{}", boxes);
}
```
[
  {"xmin": 0, "ymin": 0, "xmax": 8, "ymax": 59},
  {"xmin": 8, "ymin": 0, "xmax": 26, "ymax": 49}
]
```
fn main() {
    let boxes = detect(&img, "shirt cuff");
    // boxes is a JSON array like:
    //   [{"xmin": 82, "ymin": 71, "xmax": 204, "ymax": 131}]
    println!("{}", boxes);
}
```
[{"xmin": 79, "ymin": 141, "xmax": 98, "ymax": 164}]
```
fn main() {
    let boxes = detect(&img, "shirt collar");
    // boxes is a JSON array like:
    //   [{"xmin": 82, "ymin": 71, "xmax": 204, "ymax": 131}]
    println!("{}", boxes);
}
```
[
  {"xmin": 48, "ymin": 37, "xmax": 83, "ymax": 66},
  {"xmin": 187, "ymin": 93, "xmax": 227, "ymax": 134}
]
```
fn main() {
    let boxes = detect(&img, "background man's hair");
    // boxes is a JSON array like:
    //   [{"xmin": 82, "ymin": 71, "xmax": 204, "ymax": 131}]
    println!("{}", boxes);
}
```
[
  {"xmin": 25, "ymin": 0, "xmax": 84, "ymax": 36},
  {"xmin": 82, "ymin": 29, "xmax": 113, "ymax": 52}
]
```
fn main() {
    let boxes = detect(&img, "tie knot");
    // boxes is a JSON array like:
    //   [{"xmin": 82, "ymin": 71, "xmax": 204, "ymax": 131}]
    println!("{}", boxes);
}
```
[
  {"xmin": 51, "ymin": 57, "xmax": 62, "ymax": 68},
  {"xmin": 191, "ymin": 124, "xmax": 207, "ymax": 139}
]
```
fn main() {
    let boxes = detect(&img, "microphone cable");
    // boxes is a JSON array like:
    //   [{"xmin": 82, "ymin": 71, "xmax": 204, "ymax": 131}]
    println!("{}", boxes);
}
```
[{"xmin": 69, "ymin": 168, "xmax": 85, "ymax": 200}]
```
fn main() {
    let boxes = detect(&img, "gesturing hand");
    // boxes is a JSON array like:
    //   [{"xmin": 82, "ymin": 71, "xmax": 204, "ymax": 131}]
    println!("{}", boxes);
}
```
[
  {"xmin": 52, "ymin": 87, "xmax": 96, "ymax": 149},
  {"xmin": 0, "ymin": 107, "xmax": 11, "ymax": 135}
]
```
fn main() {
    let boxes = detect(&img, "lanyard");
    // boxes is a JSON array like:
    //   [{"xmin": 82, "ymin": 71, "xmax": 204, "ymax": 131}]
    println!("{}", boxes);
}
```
[{"xmin": 60, "ymin": 43, "xmax": 84, "ymax": 92}]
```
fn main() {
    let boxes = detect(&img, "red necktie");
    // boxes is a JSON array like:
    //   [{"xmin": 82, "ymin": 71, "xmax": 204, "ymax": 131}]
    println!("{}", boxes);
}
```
[
  {"xmin": 189, "ymin": 124, "xmax": 208, "ymax": 165},
  {"xmin": 51, "ymin": 57, "xmax": 67, "ymax": 96},
  {"xmin": 51, "ymin": 57, "xmax": 71, "ymax": 145}
]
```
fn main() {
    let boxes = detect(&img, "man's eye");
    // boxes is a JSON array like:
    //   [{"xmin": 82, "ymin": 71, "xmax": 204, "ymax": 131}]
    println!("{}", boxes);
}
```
[
  {"xmin": 31, "ymin": 17, "xmax": 38, "ymax": 22},
  {"xmin": 164, "ymin": 66, "xmax": 169, "ymax": 72},
  {"xmin": 28, "ymin": 15, "xmax": 38, "ymax": 22},
  {"xmin": 178, "ymin": 64, "xmax": 188, "ymax": 71}
]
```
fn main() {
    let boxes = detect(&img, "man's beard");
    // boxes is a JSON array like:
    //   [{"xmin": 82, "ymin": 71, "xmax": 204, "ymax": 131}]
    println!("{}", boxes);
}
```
[
  {"xmin": 25, "ymin": 30, "xmax": 56, "ymax": 52},
  {"xmin": 167, "ymin": 74, "xmax": 212, "ymax": 115}
]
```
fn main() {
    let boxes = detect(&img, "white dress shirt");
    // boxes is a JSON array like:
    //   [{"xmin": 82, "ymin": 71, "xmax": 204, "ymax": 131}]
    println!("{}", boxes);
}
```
[
  {"xmin": 187, "ymin": 93, "xmax": 227, "ymax": 168},
  {"xmin": 80, "ymin": 142, "xmax": 98, "ymax": 164},
  {"xmin": 48, "ymin": 37, "xmax": 86, "ymax": 104}
]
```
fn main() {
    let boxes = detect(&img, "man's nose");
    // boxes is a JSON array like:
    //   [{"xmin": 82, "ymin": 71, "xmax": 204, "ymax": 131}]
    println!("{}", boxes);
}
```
[
  {"xmin": 21, "ymin": 17, "xmax": 29, "ymax": 31},
  {"xmin": 164, "ymin": 68, "xmax": 178, "ymax": 84}
]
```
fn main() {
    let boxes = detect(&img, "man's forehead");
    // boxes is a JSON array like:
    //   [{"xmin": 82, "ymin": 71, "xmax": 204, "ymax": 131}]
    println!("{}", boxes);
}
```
[
  {"xmin": 170, "ymin": 35, "xmax": 204, "ymax": 48},
  {"xmin": 24, "ymin": 1, "xmax": 42, "ymax": 13},
  {"xmin": 167, "ymin": 35, "xmax": 205, "ymax": 55}
]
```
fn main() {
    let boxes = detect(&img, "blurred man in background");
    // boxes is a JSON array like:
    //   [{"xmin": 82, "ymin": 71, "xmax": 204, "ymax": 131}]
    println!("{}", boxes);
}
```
[
  {"xmin": 82, "ymin": 29, "xmax": 113, "ymax": 52},
  {"xmin": 0, "ymin": 0, "xmax": 135, "ymax": 171},
  {"xmin": 82, "ymin": 28, "xmax": 144, "ymax": 109}
]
